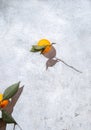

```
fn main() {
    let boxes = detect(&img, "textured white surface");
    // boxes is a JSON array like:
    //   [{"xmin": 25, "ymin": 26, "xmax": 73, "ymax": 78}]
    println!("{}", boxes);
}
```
[{"xmin": 0, "ymin": 0, "xmax": 91, "ymax": 130}]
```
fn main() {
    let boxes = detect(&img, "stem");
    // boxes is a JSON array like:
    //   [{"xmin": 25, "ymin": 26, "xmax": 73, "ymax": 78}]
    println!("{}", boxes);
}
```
[
  {"xmin": 13, "ymin": 124, "xmax": 16, "ymax": 130},
  {"xmin": 0, "ymin": 119, "xmax": 6, "ymax": 130},
  {"xmin": 56, "ymin": 58, "xmax": 82, "ymax": 73},
  {"xmin": 17, "ymin": 124, "xmax": 22, "ymax": 130}
]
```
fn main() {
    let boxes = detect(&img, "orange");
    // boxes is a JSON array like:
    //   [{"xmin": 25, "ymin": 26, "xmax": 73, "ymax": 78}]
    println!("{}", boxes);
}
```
[
  {"xmin": 0, "ymin": 93, "xmax": 9, "ymax": 108},
  {"xmin": 0, "ymin": 94, "xmax": 3, "ymax": 101},
  {"xmin": 37, "ymin": 39, "xmax": 51, "ymax": 46},
  {"xmin": 42, "ymin": 45, "xmax": 52, "ymax": 54},
  {"xmin": 0, "ymin": 100, "xmax": 9, "ymax": 108},
  {"xmin": 37, "ymin": 39, "xmax": 52, "ymax": 54}
]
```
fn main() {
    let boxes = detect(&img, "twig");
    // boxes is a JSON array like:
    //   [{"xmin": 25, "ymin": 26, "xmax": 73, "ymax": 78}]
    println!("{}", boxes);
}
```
[
  {"xmin": 56, "ymin": 58, "xmax": 82, "ymax": 73},
  {"xmin": 0, "ymin": 119, "xmax": 6, "ymax": 130}
]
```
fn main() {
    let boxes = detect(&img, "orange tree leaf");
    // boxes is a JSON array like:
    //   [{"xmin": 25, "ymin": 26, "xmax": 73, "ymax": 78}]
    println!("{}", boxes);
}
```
[{"xmin": 3, "ymin": 82, "xmax": 20, "ymax": 100}]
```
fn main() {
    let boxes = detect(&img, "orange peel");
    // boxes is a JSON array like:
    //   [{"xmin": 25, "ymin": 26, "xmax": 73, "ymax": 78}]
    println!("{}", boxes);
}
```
[{"xmin": 0, "ymin": 93, "xmax": 9, "ymax": 108}]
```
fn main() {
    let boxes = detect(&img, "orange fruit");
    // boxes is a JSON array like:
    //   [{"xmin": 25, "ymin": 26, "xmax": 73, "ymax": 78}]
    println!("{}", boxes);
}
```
[
  {"xmin": 42, "ymin": 45, "xmax": 52, "ymax": 54},
  {"xmin": 0, "ymin": 94, "xmax": 3, "ymax": 101},
  {"xmin": 0, "ymin": 100, "xmax": 9, "ymax": 108},
  {"xmin": 37, "ymin": 39, "xmax": 52, "ymax": 54},
  {"xmin": 37, "ymin": 39, "xmax": 51, "ymax": 46},
  {"xmin": 0, "ymin": 93, "xmax": 9, "ymax": 108}
]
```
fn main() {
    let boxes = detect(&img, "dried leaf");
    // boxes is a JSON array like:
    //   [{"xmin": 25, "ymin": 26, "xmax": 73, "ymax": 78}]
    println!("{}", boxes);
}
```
[
  {"xmin": 4, "ymin": 86, "xmax": 24, "ymax": 114},
  {"xmin": 3, "ymin": 82, "xmax": 20, "ymax": 100},
  {"xmin": 46, "ymin": 59, "xmax": 59, "ymax": 70},
  {"xmin": 43, "ymin": 46, "xmax": 56, "ymax": 59}
]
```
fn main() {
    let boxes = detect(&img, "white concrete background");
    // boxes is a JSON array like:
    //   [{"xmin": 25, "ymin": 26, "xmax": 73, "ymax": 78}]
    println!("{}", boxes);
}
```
[{"xmin": 0, "ymin": 0, "xmax": 91, "ymax": 130}]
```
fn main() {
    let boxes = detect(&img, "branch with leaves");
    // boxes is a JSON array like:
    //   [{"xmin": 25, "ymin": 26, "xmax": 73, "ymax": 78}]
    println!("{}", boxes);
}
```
[
  {"xmin": 30, "ymin": 39, "xmax": 82, "ymax": 73},
  {"xmin": 0, "ymin": 82, "xmax": 24, "ymax": 130}
]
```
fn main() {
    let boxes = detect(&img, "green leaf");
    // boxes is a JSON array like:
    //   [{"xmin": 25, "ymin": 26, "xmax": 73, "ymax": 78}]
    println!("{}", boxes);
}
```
[
  {"xmin": 30, "ymin": 47, "xmax": 39, "ymax": 52},
  {"xmin": 3, "ymin": 82, "xmax": 20, "ymax": 100},
  {"xmin": 2, "ymin": 110, "xmax": 16, "ymax": 124},
  {"xmin": 2, "ymin": 110, "xmax": 22, "ymax": 130},
  {"xmin": 30, "ymin": 45, "xmax": 46, "ymax": 52},
  {"xmin": 33, "ymin": 45, "xmax": 45, "ymax": 50}
]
